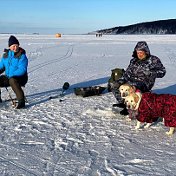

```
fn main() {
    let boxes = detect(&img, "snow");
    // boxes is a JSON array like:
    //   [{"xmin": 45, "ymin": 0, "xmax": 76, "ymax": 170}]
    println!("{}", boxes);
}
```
[{"xmin": 0, "ymin": 34, "xmax": 176, "ymax": 175}]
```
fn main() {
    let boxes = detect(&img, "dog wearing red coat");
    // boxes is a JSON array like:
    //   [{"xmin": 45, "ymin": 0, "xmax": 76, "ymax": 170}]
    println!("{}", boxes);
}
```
[{"xmin": 124, "ymin": 92, "xmax": 176, "ymax": 135}]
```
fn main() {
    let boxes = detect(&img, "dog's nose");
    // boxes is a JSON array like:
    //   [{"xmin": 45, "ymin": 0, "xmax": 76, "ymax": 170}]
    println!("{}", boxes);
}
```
[
  {"xmin": 122, "ymin": 93, "xmax": 125, "ymax": 97},
  {"xmin": 127, "ymin": 105, "xmax": 131, "ymax": 109}
]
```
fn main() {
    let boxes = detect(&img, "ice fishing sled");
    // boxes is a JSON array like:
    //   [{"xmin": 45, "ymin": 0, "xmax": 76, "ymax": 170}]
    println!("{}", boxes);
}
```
[{"xmin": 74, "ymin": 86, "xmax": 106, "ymax": 97}]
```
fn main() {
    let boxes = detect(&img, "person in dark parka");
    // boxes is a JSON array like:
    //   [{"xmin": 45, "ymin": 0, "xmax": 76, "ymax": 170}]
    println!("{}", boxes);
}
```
[
  {"xmin": 0, "ymin": 35, "xmax": 28, "ymax": 109},
  {"xmin": 112, "ymin": 41, "xmax": 166, "ymax": 115}
]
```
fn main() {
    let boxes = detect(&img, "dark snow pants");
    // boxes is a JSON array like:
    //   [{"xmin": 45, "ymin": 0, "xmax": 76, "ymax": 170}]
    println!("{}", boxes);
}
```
[{"xmin": 0, "ymin": 74, "xmax": 28, "ymax": 101}]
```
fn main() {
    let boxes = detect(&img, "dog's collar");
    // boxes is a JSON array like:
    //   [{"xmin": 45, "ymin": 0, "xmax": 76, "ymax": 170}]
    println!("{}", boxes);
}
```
[
  {"xmin": 135, "ymin": 89, "xmax": 141, "ymax": 93},
  {"xmin": 128, "ymin": 109, "xmax": 138, "ymax": 119}
]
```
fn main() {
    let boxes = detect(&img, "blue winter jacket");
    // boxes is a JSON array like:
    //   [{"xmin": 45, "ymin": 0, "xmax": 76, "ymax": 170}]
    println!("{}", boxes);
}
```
[{"xmin": 0, "ymin": 48, "xmax": 28, "ymax": 78}]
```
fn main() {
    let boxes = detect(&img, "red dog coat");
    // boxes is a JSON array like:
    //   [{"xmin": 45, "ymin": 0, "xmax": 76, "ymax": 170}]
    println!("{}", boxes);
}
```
[{"xmin": 136, "ymin": 92, "xmax": 176, "ymax": 127}]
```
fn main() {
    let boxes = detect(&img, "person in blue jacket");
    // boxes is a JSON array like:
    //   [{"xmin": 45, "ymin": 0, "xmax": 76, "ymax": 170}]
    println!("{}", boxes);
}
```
[{"xmin": 0, "ymin": 35, "xmax": 28, "ymax": 108}]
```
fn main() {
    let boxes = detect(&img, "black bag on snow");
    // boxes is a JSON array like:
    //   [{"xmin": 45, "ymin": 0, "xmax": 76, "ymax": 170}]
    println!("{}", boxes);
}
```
[
  {"xmin": 107, "ymin": 68, "xmax": 125, "ymax": 92},
  {"xmin": 74, "ymin": 86, "xmax": 106, "ymax": 97}
]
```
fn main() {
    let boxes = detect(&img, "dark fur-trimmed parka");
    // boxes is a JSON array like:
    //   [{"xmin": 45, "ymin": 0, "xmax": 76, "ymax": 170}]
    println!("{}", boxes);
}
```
[{"xmin": 120, "ymin": 41, "xmax": 166, "ymax": 92}]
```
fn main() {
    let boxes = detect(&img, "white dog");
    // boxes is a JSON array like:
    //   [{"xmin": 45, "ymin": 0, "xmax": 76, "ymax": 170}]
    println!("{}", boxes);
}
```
[
  {"xmin": 119, "ymin": 84, "xmax": 138, "ymax": 120},
  {"xmin": 124, "ymin": 92, "xmax": 152, "ymax": 128},
  {"xmin": 119, "ymin": 83, "xmax": 136, "ymax": 98}
]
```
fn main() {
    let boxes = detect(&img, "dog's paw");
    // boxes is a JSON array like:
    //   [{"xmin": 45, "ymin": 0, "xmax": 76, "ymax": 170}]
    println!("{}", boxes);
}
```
[
  {"xmin": 126, "ymin": 117, "xmax": 132, "ymax": 122},
  {"xmin": 135, "ymin": 121, "xmax": 141, "ymax": 130},
  {"xmin": 144, "ymin": 123, "xmax": 151, "ymax": 129},
  {"xmin": 166, "ymin": 127, "xmax": 175, "ymax": 136},
  {"xmin": 166, "ymin": 131, "xmax": 173, "ymax": 136},
  {"xmin": 126, "ymin": 115, "xmax": 129, "ymax": 118},
  {"xmin": 135, "ymin": 126, "xmax": 140, "ymax": 130}
]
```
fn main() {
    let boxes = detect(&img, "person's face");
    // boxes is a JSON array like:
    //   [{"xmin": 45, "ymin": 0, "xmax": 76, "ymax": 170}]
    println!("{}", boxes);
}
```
[
  {"xmin": 136, "ymin": 50, "xmax": 146, "ymax": 60},
  {"xmin": 9, "ymin": 44, "xmax": 19, "ymax": 52}
]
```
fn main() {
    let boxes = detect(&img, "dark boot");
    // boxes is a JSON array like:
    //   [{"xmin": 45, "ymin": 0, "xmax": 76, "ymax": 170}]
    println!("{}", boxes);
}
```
[
  {"xmin": 112, "ymin": 103, "xmax": 126, "ymax": 108},
  {"xmin": 15, "ymin": 99, "xmax": 25, "ymax": 109},
  {"xmin": 112, "ymin": 103, "xmax": 126, "ymax": 114},
  {"xmin": 120, "ymin": 107, "xmax": 129, "ymax": 116}
]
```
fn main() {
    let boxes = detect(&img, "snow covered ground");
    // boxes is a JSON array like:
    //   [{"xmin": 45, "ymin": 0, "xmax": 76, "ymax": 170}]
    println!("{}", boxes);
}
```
[{"xmin": 0, "ymin": 34, "xmax": 176, "ymax": 175}]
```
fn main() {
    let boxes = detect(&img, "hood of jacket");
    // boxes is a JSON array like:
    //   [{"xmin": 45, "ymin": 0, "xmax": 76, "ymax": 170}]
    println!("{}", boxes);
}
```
[{"xmin": 132, "ymin": 41, "xmax": 151, "ymax": 59}]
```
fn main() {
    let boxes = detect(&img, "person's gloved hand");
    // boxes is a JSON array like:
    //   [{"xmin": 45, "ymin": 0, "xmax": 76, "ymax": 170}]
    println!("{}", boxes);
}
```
[{"xmin": 0, "ymin": 68, "xmax": 5, "ymax": 75}]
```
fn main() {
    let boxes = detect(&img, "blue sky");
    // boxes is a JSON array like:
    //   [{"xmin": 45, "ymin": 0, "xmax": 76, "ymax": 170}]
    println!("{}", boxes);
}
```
[{"xmin": 0, "ymin": 0, "xmax": 176, "ymax": 34}]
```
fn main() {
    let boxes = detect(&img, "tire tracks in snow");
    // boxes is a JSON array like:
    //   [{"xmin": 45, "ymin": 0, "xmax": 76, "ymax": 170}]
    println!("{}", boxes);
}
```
[
  {"xmin": 0, "ymin": 142, "xmax": 74, "ymax": 175},
  {"xmin": 28, "ymin": 44, "xmax": 73, "ymax": 74},
  {"xmin": 0, "ymin": 154, "xmax": 39, "ymax": 176}
]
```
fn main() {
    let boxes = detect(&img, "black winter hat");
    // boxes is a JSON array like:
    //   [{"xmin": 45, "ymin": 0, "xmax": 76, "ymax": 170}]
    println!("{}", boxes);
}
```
[{"xmin": 8, "ymin": 35, "xmax": 20, "ymax": 47}]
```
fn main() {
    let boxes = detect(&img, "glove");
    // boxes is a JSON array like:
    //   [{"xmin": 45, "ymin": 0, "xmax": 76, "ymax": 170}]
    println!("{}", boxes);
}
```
[{"xmin": 0, "ymin": 68, "xmax": 5, "ymax": 74}]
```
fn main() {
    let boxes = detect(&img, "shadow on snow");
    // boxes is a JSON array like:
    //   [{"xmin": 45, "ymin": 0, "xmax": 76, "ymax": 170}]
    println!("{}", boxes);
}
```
[
  {"xmin": 26, "ymin": 76, "xmax": 110, "ymax": 107},
  {"xmin": 26, "ymin": 77, "xmax": 176, "ymax": 108}
]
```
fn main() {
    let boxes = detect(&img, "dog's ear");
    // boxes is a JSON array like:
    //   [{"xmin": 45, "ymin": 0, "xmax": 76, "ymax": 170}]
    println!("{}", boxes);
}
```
[
  {"xmin": 129, "ymin": 86, "xmax": 136, "ymax": 93},
  {"xmin": 133, "ymin": 93, "xmax": 139, "ymax": 103},
  {"xmin": 132, "ymin": 85, "xmax": 136, "ymax": 91}
]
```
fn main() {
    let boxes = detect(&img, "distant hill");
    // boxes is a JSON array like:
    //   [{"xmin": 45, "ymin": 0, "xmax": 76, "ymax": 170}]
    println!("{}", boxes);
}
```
[{"xmin": 92, "ymin": 19, "xmax": 176, "ymax": 35}]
